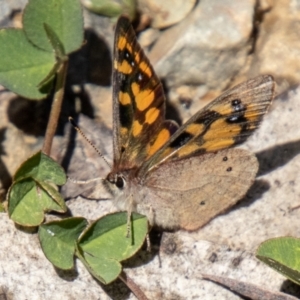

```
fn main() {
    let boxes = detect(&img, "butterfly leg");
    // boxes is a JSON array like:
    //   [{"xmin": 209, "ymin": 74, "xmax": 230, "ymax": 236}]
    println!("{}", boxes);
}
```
[
  {"xmin": 147, "ymin": 204, "xmax": 155, "ymax": 227},
  {"xmin": 146, "ymin": 233, "xmax": 151, "ymax": 252},
  {"xmin": 146, "ymin": 205, "xmax": 154, "ymax": 252},
  {"xmin": 126, "ymin": 194, "xmax": 134, "ymax": 238}
]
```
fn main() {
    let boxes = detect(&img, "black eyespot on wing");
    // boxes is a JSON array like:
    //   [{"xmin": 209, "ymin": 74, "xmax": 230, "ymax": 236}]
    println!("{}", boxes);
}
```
[
  {"xmin": 169, "ymin": 131, "xmax": 194, "ymax": 149},
  {"xmin": 226, "ymin": 114, "xmax": 247, "ymax": 123},
  {"xmin": 226, "ymin": 100, "xmax": 247, "ymax": 124},
  {"xmin": 134, "ymin": 70, "xmax": 151, "ymax": 89},
  {"xmin": 124, "ymin": 49, "xmax": 130, "ymax": 59},
  {"xmin": 231, "ymin": 99, "xmax": 246, "ymax": 113},
  {"xmin": 227, "ymin": 167, "xmax": 232, "ymax": 172},
  {"xmin": 136, "ymin": 71, "xmax": 143, "ymax": 82},
  {"xmin": 198, "ymin": 110, "xmax": 222, "ymax": 126},
  {"xmin": 123, "ymin": 48, "xmax": 134, "ymax": 66},
  {"xmin": 232, "ymin": 99, "xmax": 241, "ymax": 105},
  {"xmin": 223, "ymin": 156, "xmax": 228, "ymax": 161}
]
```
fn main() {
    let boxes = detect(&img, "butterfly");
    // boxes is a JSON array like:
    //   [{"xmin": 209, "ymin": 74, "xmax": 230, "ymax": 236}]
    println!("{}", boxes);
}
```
[{"xmin": 102, "ymin": 16, "xmax": 275, "ymax": 231}]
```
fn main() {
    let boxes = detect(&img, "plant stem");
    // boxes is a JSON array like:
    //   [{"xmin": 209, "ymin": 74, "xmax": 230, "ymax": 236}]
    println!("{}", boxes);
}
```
[
  {"xmin": 42, "ymin": 59, "xmax": 68, "ymax": 155},
  {"xmin": 119, "ymin": 271, "xmax": 149, "ymax": 300}
]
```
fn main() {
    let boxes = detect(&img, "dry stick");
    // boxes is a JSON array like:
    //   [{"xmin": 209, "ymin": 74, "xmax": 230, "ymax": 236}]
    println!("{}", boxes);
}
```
[
  {"xmin": 119, "ymin": 271, "xmax": 149, "ymax": 300},
  {"xmin": 201, "ymin": 273, "xmax": 298, "ymax": 300},
  {"xmin": 42, "ymin": 59, "xmax": 68, "ymax": 155}
]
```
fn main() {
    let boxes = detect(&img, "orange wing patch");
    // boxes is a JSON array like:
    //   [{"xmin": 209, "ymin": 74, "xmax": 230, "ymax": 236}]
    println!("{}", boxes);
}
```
[
  {"xmin": 117, "ymin": 60, "xmax": 132, "ymax": 74},
  {"xmin": 119, "ymin": 91, "xmax": 131, "ymax": 105},
  {"xmin": 147, "ymin": 128, "xmax": 171, "ymax": 157},
  {"xmin": 117, "ymin": 35, "xmax": 127, "ymax": 51},
  {"xmin": 132, "ymin": 120, "xmax": 143, "ymax": 137},
  {"xmin": 139, "ymin": 61, "xmax": 152, "ymax": 78},
  {"xmin": 146, "ymin": 120, "xmax": 178, "ymax": 159},
  {"xmin": 185, "ymin": 123, "xmax": 205, "ymax": 136}
]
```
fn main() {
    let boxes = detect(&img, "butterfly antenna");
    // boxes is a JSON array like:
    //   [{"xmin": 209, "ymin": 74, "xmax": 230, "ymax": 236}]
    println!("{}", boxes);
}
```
[
  {"xmin": 67, "ymin": 176, "xmax": 105, "ymax": 184},
  {"xmin": 68, "ymin": 117, "xmax": 112, "ymax": 169}
]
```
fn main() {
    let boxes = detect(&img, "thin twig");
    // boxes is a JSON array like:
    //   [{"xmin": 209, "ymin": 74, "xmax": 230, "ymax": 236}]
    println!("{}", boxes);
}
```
[
  {"xmin": 202, "ymin": 273, "xmax": 298, "ymax": 300},
  {"xmin": 119, "ymin": 270, "xmax": 149, "ymax": 300},
  {"xmin": 42, "ymin": 59, "xmax": 68, "ymax": 155}
]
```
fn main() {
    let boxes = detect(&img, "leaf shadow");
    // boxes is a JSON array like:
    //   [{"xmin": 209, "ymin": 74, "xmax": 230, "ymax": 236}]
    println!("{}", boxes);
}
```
[
  {"xmin": 281, "ymin": 279, "xmax": 300, "ymax": 298},
  {"xmin": 0, "ymin": 128, "xmax": 11, "ymax": 190},
  {"xmin": 53, "ymin": 265, "xmax": 79, "ymax": 282}
]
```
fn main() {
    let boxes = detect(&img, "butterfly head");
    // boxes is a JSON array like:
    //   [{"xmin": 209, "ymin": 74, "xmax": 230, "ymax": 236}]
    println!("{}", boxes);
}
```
[
  {"xmin": 105, "ymin": 170, "xmax": 137, "ymax": 212},
  {"xmin": 106, "ymin": 172, "xmax": 127, "ymax": 190}
]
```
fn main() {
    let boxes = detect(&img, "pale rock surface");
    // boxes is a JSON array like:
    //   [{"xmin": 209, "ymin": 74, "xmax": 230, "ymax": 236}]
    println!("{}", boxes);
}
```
[
  {"xmin": 1, "ymin": 0, "xmax": 300, "ymax": 299},
  {"xmin": 248, "ymin": 0, "xmax": 300, "ymax": 92},
  {"xmin": 137, "ymin": 0, "xmax": 196, "ymax": 29},
  {"xmin": 148, "ymin": 0, "xmax": 256, "ymax": 90}
]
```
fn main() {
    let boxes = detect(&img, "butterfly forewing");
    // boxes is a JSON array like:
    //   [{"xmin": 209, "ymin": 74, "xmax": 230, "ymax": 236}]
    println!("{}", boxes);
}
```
[
  {"xmin": 112, "ymin": 17, "xmax": 174, "ymax": 168},
  {"xmin": 142, "ymin": 75, "xmax": 274, "ymax": 173}
]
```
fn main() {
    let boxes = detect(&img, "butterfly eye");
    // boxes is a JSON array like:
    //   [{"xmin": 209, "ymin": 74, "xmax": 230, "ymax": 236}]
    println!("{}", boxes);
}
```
[{"xmin": 116, "ymin": 176, "xmax": 124, "ymax": 188}]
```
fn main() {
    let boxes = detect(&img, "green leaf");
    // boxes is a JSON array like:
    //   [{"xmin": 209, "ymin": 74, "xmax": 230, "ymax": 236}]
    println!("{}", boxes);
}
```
[
  {"xmin": 39, "ymin": 218, "xmax": 88, "ymax": 269},
  {"xmin": 0, "ymin": 29, "xmax": 55, "ymax": 99},
  {"xmin": 43, "ymin": 23, "xmax": 66, "ymax": 59},
  {"xmin": 8, "ymin": 179, "xmax": 66, "ymax": 226},
  {"xmin": 23, "ymin": 0, "xmax": 83, "ymax": 54},
  {"xmin": 82, "ymin": 0, "xmax": 136, "ymax": 20},
  {"xmin": 8, "ymin": 152, "xmax": 67, "ymax": 226},
  {"xmin": 38, "ymin": 181, "xmax": 66, "ymax": 209},
  {"xmin": 38, "ymin": 61, "xmax": 60, "ymax": 89},
  {"xmin": 76, "ymin": 249, "xmax": 121, "ymax": 284},
  {"xmin": 257, "ymin": 237, "xmax": 300, "ymax": 285},
  {"xmin": 14, "ymin": 151, "xmax": 66, "ymax": 185},
  {"xmin": 77, "ymin": 212, "xmax": 148, "ymax": 284}
]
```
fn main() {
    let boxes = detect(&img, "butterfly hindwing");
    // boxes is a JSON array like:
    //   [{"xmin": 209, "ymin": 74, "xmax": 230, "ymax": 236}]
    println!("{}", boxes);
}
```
[
  {"xmin": 144, "ymin": 148, "xmax": 258, "ymax": 230},
  {"xmin": 112, "ymin": 17, "xmax": 174, "ymax": 168}
]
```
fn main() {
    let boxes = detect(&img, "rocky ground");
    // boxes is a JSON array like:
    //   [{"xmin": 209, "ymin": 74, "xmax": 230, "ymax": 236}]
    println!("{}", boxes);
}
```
[{"xmin": 0, "ymin": 0, "xmax": 300, "ymax": 299}]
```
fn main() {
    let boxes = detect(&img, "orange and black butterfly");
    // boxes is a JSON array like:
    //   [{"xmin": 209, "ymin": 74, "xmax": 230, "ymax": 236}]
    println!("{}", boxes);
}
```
[{"xmin": 102, "ymin": 16, "xmax": 275, "ymax": 231}]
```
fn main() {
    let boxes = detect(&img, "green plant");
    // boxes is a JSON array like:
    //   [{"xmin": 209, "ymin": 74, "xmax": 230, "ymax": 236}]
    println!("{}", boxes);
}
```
[
  {"xmin": 257, "ymin": 236, "xmax": 300, "ymax": 285},
  {"xmin": 0, "ymin": 0, "xmax": 148, "ymax": 298}
]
